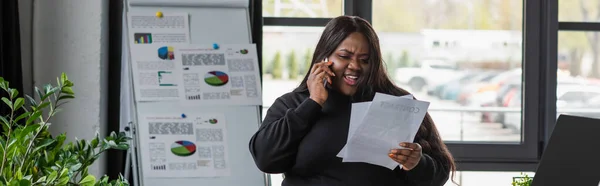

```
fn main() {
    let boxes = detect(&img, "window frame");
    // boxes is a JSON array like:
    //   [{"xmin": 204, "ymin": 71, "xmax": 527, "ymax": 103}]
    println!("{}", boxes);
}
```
[
  {"xmin": 258, "ymin": 0, "xmax": 566, "ymax": 172},
  {"xmin": 554, "ymin": 0, "xmax": 600, "ymax": 147}
]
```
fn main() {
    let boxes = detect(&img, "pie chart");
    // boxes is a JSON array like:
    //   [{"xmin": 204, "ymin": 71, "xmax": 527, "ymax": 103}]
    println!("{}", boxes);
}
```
[
  {"xmin": 209, "ymin": 119, "xmax": 218, "ymax": 124},
  {"xmin": 204, "ymin": 71, "xmax": 229, "ymax": 86},
  {"xmin": 170, "ymin": 140, "xmax": 196, "ymax": 157},
  {"xmin": 157, "ymin": 46, "xmax": 175, "ymax": 60}
]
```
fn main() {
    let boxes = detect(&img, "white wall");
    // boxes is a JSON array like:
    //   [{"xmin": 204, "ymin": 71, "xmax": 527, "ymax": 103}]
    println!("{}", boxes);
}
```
[
  {"xmin": 18, "ymin": 0, "xmax": 33, "ymax": 97},
  {"xmin": 30, "ymin": 0, "xmax": 110, "ymax": 178}
]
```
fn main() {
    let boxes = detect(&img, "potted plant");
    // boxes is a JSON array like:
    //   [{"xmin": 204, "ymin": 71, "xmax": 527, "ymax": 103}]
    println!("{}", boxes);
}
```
[
  {"xmin": 512, "ymin": 172, "xmax": 533, "ymax": 186},
  {"xmin": 0, "ymin": 73, "xmax": 130, "ymax": 186}
]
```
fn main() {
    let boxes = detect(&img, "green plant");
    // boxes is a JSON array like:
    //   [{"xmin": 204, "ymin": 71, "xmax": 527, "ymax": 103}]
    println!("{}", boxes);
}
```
[
  {"xmin": 262, "ymin": 51, "xmax": 272, "ymax": 75},
  {"xmin": 0, "ymin": 73, "xmax": 130, "ymax": 186},
  {"xmin": 288, "ymin": 50, "xmax": 298, "ymax": 80},
  {"xmin": 399, "ymin": 50, "xmax": 410, "ymax": 68},
  {"xmin": 302, "ymin": 48, "xmax": 313, "ymax": 75},
  {"xmin": 272, "ymin": 51, "xmax": 283, "ymax": 79},
  {"xmin": 511, "ymin": 173, "xmax": 533, "ymax": 186},
  {"xmin": 384, "ymin": 52, "xmax": 395, "ymax": 76}
]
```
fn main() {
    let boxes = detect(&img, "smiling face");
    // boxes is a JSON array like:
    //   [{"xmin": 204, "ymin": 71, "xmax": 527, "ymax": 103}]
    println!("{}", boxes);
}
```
[{"xmin": 327, "ymin": 32, "xmax": 371, "ymax": 96}]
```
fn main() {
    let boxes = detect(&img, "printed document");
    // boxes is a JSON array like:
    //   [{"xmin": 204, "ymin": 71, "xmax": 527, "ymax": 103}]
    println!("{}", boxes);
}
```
[
  {"xmin": 127, "ymin": 12, "xmax": 191, "ymax": 45},
  {"xmin": 137, "ymin": 112, "xmax": 231, "ymax": 178},
  {"xmin": 336, "ymin": 94, "xmax": 413, "ymax": 158},
  {"xmin": 339, "ymin": 93, "xmax": 429, "ymax": 169},
  {"xmin": 128, "ymin": 43, "xmax": 262, "ymax": 105}
]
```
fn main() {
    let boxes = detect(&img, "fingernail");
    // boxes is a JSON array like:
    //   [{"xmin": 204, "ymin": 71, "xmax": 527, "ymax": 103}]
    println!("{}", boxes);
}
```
[
  {"xmin": 388, "ymin": 153, "xmax": 394, "ymax": 158},
  {"xmin": 391, "ymin": 149, "xmax": 397, "ymax": 153},
  {"xmin": 400, "ymin": 143, "xmax": 406, "ymax": 147}
]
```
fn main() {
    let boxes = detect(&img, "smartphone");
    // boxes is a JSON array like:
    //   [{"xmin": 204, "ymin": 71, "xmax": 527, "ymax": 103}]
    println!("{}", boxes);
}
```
[{"xmin": 323, "ymin": 58, "xmax": 332, "ymax": 88}]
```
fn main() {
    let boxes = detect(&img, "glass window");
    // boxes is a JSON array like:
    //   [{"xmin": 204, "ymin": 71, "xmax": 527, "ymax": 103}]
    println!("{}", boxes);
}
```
[
  {"xmin": 559, "ymin": 0, "xmax": 600, "ymax": 22},
  {"xmin": 267, "ymin": 171, "xmax": 536, "ymax": 186},
  {"xmin": 557, "ymin": 31, "xmax": 600, "ymax": 120},
  {"xmin": 262, "ymin": 26, "xmax": 325, "ymax": 107},
  {"xmin": 373, "ymin": 0, "xmax": 524, "ymax": 143},
  {"xmin": 262, "ymin": 0, "xmax": 343, "ymax": 18},
  {"xmin": 262, "ymin": 26, "xmax": 326, "ymax": 185}
]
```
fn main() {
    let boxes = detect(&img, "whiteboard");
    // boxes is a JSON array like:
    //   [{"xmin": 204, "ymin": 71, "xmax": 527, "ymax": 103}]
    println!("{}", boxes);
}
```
[
  {"xmin": 127, "ymin": 7, "xmax": 251, "ymax": 44},
  {"xmin": 126, "ymin": 0, "xmax": 266, "ymax": 185},
  {"xmin": 135, "ymin": 102, "xmax": 264, "ymax": 186}
]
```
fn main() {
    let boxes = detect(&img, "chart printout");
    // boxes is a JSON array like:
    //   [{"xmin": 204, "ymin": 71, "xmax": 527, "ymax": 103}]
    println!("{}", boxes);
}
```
[
  {"xmin": 137, "ymin": 112, "xmax": 231, "ymax": 178},
  {"xmin": 129, "ymin": 43, "xmax": 262, "ymax": 105},
  {"xmin": 127, "ymin": 12, "xmax": 191, "ymax": 45}
]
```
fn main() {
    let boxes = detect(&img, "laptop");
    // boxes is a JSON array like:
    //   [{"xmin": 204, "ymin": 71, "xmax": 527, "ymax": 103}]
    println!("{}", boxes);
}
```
[{"xmin": 531, "ymin": 114, "xmax": 600, "ymax": 186}]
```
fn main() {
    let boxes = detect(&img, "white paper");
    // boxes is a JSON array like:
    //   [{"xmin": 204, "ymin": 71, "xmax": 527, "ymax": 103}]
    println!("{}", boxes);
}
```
[
  {"xmin": 129, "ymin": 43, "xmax": 184, "ymax": 101},
  {"xmin": 176, "ymin": 44, "xmax": 262, "ymax": 105},
  {"xmin": 127, "ymin": 12, "xmax": 191, "ymax": 45},
  {"xmin": 336, "ymin": 94, "xmax": 413, "ymax": 158},
  {"xmin": 129, "ymin": 43, "xmax": 263, "ymax": 105},
  {"xmin": 343, "ymin": 93, "xmax": 429, "ymax": 169},
  {"xmin": 138, "ymin": 112, "xmax": 231, "ymax": 178}
]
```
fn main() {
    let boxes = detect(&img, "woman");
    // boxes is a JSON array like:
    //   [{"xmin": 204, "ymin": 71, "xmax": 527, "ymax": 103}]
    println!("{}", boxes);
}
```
[{"xmin": 249, "ymin": 15, "xmax": 456, "ymax": 186}]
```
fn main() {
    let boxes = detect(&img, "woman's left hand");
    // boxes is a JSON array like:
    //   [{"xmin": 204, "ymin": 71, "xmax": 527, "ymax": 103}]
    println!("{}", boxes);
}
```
[{"xmin": 388, "ymin": 142, "xmax": 422, "ymax": 171}]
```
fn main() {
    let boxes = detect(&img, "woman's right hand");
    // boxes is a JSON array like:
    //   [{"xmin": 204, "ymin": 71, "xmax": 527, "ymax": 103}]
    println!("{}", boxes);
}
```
[{"xmin": 307, "ymin": 60, "xmax": 335, "ymax": 106}]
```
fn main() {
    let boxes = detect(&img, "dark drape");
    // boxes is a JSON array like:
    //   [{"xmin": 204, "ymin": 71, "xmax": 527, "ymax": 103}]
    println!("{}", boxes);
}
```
[
  {"xmin": 0, "ymin": 0, "xmax": 24, "ymax": 117},
  {"xmin": 106, "ymin": 0, "xmax": 125, "ymax": 181}
]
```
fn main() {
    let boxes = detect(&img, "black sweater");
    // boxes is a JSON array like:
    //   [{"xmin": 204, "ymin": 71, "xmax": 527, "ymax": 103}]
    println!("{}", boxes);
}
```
[{"xmin": 249, "ymin": 89, "xmax": 450, "ymax": 186}]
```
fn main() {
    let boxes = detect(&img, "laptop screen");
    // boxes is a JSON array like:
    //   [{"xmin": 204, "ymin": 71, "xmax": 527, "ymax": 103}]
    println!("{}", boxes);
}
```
[{"xmin": 531, "ymin": 115, "xmax": 600, "ymax": 186}]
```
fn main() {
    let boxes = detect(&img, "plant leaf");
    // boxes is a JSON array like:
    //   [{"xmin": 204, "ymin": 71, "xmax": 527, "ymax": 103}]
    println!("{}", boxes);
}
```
[
  {"xmin": 13, "ymin": 98, "xmax": 24, "ymax": 110},
  {"xmin": 57, "ymin": 175, "xmax": 69, "ymax": 186},
  {"xmin": 46, "ymin": 170, "xmax": 57, "ymax": 183},
  {"xmin": 61, "ymin": 87, "xmax": 74, "ymax": 95},
  {"xmin": 19, "ymin": 124, "xmax": 41, "ymax": 141},
  {"xmin": 2, "ymin": 97, "xmax": 13, "ymax": 110},
  {"xmin": 116, "ymin": 144, "xmax": 129, "ymax": 150},
  {"xmin": 61, "ymin": 73, "xmax": 68, "ymax": 84},
  {"xmin": 15, "ymin": 169, "xmax": 23, "ymax": 180},
  {"xmin": 36, "ymin": 176, "xmax": 46, "ymax": 183},
  {"xmin": 40, "ymin": 90, "xmax": 55, "ymax": 102},
  {"xmin": 25, "ymin": 95, "xmax": 37, "ymax": 107},
  {"xmin": 35, "ymin": 87, "xmax": 44, "ymax": 101},
  {"xmin": 79, "ymin": 174, "xmax": 96, "ymax": 186},
  {"xmin": 58, "ymin": 95, "xmax": 75, "ymax": 101},
  {"xmin": 10, "ymin": 89, "xmax": 19, "ymax": 99},
  {"xmin": 37, "ymin": 102, "xmax": 50, "ymax": 110},
  {"xmin": 91, "ymin": 135, "xmax": 99, "ymax": 148},
  {"xmin": 64, "ymin": 80, "xmax": 74, "ymax": 87},
  {"xmin": 0, "ymin": 115, "xmax": 10, "ymax": 128},
  {"xmin": 14, "ymin": 112, "xmax": 30, "ymax": 124},
  {"xmin": 19, "ymin": 179, "xmax": 31, "ymax": 186},
  {"xmin": 43, "ymin": 84, "xmax": 53, "ymax": 95},
  {"xmin": 25, "ymin": 111, "xmax": 42, "ymax": 126},
  {"xmin": 33, "ymin": 139, "xmax": 55, "ymax": 154}
]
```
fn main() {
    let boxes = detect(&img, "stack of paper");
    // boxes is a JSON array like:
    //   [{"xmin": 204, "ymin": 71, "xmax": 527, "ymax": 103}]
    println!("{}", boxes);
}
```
[{"xmin": 337, "ymin": 93, "xmax": 430, "ymax": 170}]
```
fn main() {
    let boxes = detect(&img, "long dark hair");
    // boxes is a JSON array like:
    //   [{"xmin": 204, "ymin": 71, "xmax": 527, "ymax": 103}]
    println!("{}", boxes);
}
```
[{"xmin": 294, "ymin": 15, "xmax": 457, "ymax": 184}]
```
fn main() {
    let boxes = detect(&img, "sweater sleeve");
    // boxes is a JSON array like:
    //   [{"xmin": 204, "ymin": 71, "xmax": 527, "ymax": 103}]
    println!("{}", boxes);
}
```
[
  {"xmin": 248, "ymin": 95, "xmax": 322, "ymax": 173},
  {"xmin": 395, "ymin": 153, "xmax": 451, "ymax": 186}
]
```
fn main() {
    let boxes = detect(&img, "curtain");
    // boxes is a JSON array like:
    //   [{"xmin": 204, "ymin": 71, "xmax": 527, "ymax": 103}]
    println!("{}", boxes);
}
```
[{"xmin": 0, "ymin": 0, "xmax": 24, "ymax": 118}]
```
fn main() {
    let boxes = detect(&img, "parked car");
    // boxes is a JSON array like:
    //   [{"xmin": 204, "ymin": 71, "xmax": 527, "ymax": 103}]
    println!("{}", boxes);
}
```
[
  {"xmin": 427, "ymin": 71, "xmax": 481, "ymax": 98},
  {"xmin": 503, "ymin": 84, "xmax": 600, "ymax": 133},
  {"xmin": 446, "ymin": 71, "xmax": 500, "ymax": 101},
  {"xmin": 458, "ymin": 68, "xmax": 520, "ymax": 106},
  {"xmin": 394, "ymin": 59, "xmax": 462, "ymax": 92},
  {"xmin": 482, "ymin": 77, "xmax": 521, "ymax": 123},
  {"xmin": 561, "ymin": 94, "xmax": 600, "ymax": 119}
]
